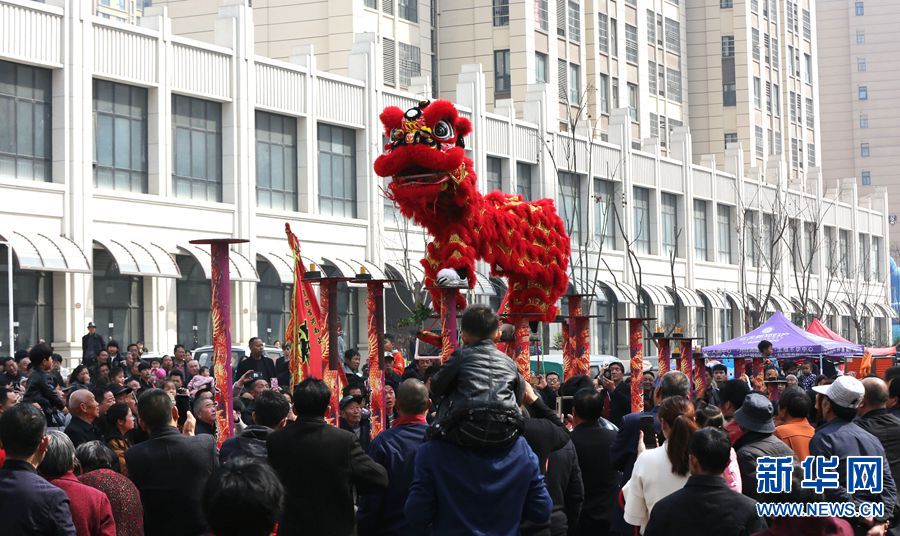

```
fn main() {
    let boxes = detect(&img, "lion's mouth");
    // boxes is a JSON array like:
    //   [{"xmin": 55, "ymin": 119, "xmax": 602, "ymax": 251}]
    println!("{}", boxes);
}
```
[{"xmin": 394, "ymin": 164, "xmax": 459, "ymax": 187}]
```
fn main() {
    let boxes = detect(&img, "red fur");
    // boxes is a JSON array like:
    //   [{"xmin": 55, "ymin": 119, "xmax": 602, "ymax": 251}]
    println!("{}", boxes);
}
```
[{"xmin": 374, "ymin": 100, "xmax": 570, "ymax": 321}]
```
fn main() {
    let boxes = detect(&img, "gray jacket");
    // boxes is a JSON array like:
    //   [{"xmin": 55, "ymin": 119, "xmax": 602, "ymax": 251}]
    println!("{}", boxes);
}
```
[{"xmin": 736, "ymin": 433, "xmax": 795, "ymax": 502}]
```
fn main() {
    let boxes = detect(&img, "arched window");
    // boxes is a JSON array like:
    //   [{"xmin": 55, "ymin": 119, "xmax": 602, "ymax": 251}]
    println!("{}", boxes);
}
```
[
  {"xmin": 176, "ymin": 256, "xmax": 211, "ymax": 349},
  {"xmin": 257, "ymin": 261, "xmax": 290, "ymax": 345},
  {"xmin": 93, "ymin": 249, "xmax": 144, "ymax": 345},
  {"xmin": 0, "ymin": 248, "xmax": 53, "ymax": 351}
]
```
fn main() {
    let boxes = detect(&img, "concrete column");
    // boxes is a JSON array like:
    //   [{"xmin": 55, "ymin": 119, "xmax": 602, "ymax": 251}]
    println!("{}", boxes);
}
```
[{"xmin": 293, "ymin": 45, "xmax": 318, "ymax": 214}]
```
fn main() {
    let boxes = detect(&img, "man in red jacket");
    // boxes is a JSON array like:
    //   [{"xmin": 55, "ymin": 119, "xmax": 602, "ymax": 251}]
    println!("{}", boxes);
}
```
[{"xmin": 39, "ymin": 430, "xmax": 116, "ymax": 536}]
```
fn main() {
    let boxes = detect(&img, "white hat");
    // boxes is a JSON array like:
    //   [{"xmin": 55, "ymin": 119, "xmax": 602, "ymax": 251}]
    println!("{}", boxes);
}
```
[{"xmin": 812, "ymin": 375, "xmax": 865, "ymax": 409}]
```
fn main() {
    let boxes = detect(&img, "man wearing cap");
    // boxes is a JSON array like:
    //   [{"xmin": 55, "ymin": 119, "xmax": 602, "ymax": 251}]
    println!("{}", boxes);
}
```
[
  {"xmin": 733, "ymin": 392, "xmax": 795, "ymax": 502},
  {"xmin": 812, "ymin": 375, "xmax": 896, "ymax": 535},
  {"xmin": 338, "ymin": 394, "xmax": 371, "ymax": 452},
  {"xmin": 82, "ymin": 322, "xmax": 105, "ymax": 367}
]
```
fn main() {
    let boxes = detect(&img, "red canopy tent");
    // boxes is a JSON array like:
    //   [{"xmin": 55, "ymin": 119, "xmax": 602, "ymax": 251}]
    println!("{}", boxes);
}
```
[{"xmin": 806, "ymin": 318, "xmax": 896, "ymax": 376}]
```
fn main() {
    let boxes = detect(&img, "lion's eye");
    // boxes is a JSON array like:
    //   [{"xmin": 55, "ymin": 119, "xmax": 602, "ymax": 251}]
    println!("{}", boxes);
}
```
[
  {"xmin": 433, "ymin": 120, "xmax": 454, "ymax": 141},
  {"xmin": 390, "ymin": 128, "xmax": 403, "ymax": 141}
]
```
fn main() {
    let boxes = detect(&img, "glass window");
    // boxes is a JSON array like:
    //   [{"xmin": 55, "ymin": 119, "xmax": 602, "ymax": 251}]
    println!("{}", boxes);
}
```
[
  {"xmin": 873, "ymin": 236, "xmax": 883, "ymax": 279},
  {"xmin": 0, "ymin": 248, "xmax": 53, "ymax": 352},
  {"xmin": 839, "ymin": 230, "xmax": 851, "ymax": 277},
  {"xmin": 859, "ymin": 114, "xmax": 868, "ymax": 128},
  {"xmin": 724, "ymin": 132, "xmax": 738, "ymax": 148},
  {"xmin": 516, "ymin": 162, "xmax": 533, "ymax": 200},
  {"xmin": 627, "ymin": 83, "xmax": 639, "ymax": 121},
  {"xmin": 364, "ymin": 0, "xmax": 377, "ymax": 8},
  {"xmin": 172, "ymin": 94, "xmax": 222, "ymax": 202},
  {"xmin": 256, "ymin": 111, "xmax": 297, "ymax": 211},
  {"xmin": 494, "ymin": 50, "xmax": 511, "ymax": 97},
  {"xmin": 722, "ymin": 35, "xmax": 734, "ymax": 57},
  {"xmin": 755, "ymin": 126, "xmax": 764, "ymax": 159},
  {"xmin": 594, "ymin": 178, "xmax": 616, "ymax": 249},
  {"xmin": 855, "ymin": 1, "xmax": 864, "ymax": 16},
  {"xmin": 558, "ymin": 172, "xmax": 582, "ymax": 242},
  {"xmin": 862, "ymin": 170, "xmax": 871, "ymax": 186},
  {"xmin": 177, "ymin": 256, "xmax": 212, "ymax": 349},
  {"xmin": 858, "ymin": 57, "xmax": 866, "ymax": 72},
  {"xmin": 752, "ymin": 29, "xmax": 760, "ymax": 61},
  {"xmin": 257, "ymin": 261, "xmax": 290, "ymax": 344},
  {"xmin": 723, "ymin": 83, "xmax": 736, "ymax": 107},
  {"xmin": 861, "ymin": 143, "xmax": 870, "ymax": 157},
  {"xmin": 594, "ymin": 290, "xmax": 616, "ymax": 355},
  {"xmin": 568, "ymin": 63, "xmax": 581, "ymax": 103},
  {"xmin": 492, "ymin": 0, "xmax": 509, "ymax": 26},
  {"xmin": 717, "ymin": 205, "xmax": 732, "ymax": 264},
  {"xmin": 720, "ymin": 0, "xmax": 733, "ymax": 7},
  {"xmin": 567, "ymin": 1, "xmax": 581, "ymax": 42},
  {"xmin": 694, "ymin": 199, "xmax": 708, "ymax": 261},
  {"xmin": 486, "ymin": 156, "xmax": 502, "ymax": 191},
  {"xmin": 398, "ymin": 0, "xmax": 417, "ymax": 22},
  {"xmin": 535, "ymin": 0, "xmax": 549, "ymax": 31},
  {"xmin": 399, "ymin": 42, "xmax": 421, "ymax": 86},
  {"xmin": 597, "ymin": 13, "xmax": 609, "ymax": 54},
  {"xmin": 93, "ymin": 249, "xmax": 144, "ymax": 346},
  {"xmin": 664, "ymin": 18, "xmax": 680, "ymax": 54},
  {"xmin": 859, "ymin": 86, "xmax": 868, "ymax": 100},
  {"xmin": 661, "ymin": 193, "xmax": 679, "ymax": 257},
  {"xmin": 0, "ymin": 60, "xmax": 52, "ymax": 181},
  {"xmin": 753, "ymin": 77, "xmax": 761, "ymax": 108},
  {"xmin": 610, "ymin": 18, "xmax": 618, "ymax": 57},
  {"xmin": 856, "ymin": 30, "xmax": 865, "ymax": 44},
  {"xmin": 318, "ymin": 123, "xmax": 357, "ymax": 218},
  {"xmin": 93, "ymin": 79, "xmax": 148, "ymax": 193},
  {"xmin": 599, "ymin": 73, "xmax": 609, "ymax": 113},
  {"xmin": 633, "ymin": 187, "xmax": 651, "ymax": 254},
  {"xmin": 666, "ymin": 68, "xmax": 682, "ymax": 103},
  {"xmin": 535, "ymin": 52, "xmax": 548, "ymax": 83},
  {"xmin": 625, "ymin": 24, "xmax": 638, "ymax": 64}
]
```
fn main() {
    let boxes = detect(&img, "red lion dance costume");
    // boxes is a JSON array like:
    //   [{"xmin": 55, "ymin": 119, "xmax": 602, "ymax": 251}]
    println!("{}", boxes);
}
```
[{"xmin": 373, "ymin": 100, "xmax": 570, "ymax": 322}]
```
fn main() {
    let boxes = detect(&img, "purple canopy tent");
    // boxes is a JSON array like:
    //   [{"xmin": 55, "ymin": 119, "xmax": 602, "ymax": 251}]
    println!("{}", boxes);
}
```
[{"xmin": 702, "ymin": 312, "xmax": 863, "ymax": 358}]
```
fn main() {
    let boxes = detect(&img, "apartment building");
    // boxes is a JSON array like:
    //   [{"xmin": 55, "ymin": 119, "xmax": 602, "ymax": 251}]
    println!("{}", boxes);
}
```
[
  {"xmin": 687, "ymin": 0, "xmax": 819, "ymax": 183},
  {"xmin": 152, "ymin": 0, "xmax": 436, "ymax": 94},
  {"xmin": 817, "ymin": 0, "xmax": 900, "ymax": 251}
]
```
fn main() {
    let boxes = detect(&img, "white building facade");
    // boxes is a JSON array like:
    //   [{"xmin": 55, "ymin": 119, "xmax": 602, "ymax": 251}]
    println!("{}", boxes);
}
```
[{"xmin": 0, "ymin": 0, "xmax": 891, "ymax": 363}]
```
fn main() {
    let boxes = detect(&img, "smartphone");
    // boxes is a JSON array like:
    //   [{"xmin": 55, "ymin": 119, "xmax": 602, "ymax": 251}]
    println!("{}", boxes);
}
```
[
  {"xmin": 639, "ymin": 415, "xmax": 658, "ymax": 449},
  {"xmin": 175, "ymin": 393, "xmax": 190, "ymax": 426}
]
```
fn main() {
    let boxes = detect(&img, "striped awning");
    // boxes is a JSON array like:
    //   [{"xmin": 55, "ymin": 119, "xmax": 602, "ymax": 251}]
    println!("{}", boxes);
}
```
[
  {"xmin": 668, "ymin": 286, "xmax": 703, "ymax": 308},
  {"xmin": 1, "ymin": 231, "xmax": 91, "ymax": 273},
  {"xmin": 95, "ymin": 239, "xmax": 180, "ymax": 278},
  {"xmin": 640, "ymin": 283, "xmax": 674, "ymax": 307},
  {"xmin": 177, "ymin": 243, "xmax": 259, "ymax": 282},
  {"xmin": 696, "ymin": 289, "xmax": 727, "ymax": 309}
]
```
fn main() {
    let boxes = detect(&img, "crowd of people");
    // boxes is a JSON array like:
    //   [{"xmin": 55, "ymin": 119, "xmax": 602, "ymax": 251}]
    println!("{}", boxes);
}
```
[{"xmin": 0, "ymin": 310, "xmax": 899, "ymax": 536}]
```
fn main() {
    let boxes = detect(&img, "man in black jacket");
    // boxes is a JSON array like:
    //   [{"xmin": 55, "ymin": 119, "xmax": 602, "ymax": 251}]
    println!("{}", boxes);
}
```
[
  {"xmin": 236, "ymin": 337, "xmax": 276, "ymax": 382},
  {"xmin": 0, "ymin": 404, "xmax": 76, "ymax": 535},
  {"xmin": 23, "ymin": 343, "xmax": 66, "ymax": 427},
  {"xmin": 570, "ymin": 387, "xmax": 619, "ymax": 536},
  {"xmin": 64, "ymin": 389, "xmax": 104, "ymax": 447},
  {"xmin": 81, "ymin": 322, "xmax": 104, "ymax": 366},
  {"xmin": 125, "ymin": 389, "xmax": 218, "ymax": 536},
  {"xmin": 429, "ymin": 304, "xmax": 524, "ymax": 449},
  {"xmin": 220, "ymin": 389, "xmax": 291, "ymax": 463},
  {"xmin": 855, "ymin": 377, "xmax": 900, "ymax": 536},
  {"xmin": 267, "ymin": 378, "xmax": 388, "ymax": 536},
  {"xmin": 644, "ymin": 428, "xmax": 765, "ymax": 536}
]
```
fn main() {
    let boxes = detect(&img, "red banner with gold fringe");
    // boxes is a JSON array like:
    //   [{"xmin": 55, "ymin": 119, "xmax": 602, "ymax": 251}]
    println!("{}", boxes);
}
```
[
  {"xmin": 284, "ymin": 224, "xmax": 325, "ymax": 390},
  {"xmin": 629, "ymin": 319, "xmax": 644, "ymax": 413},
  {"xmin": 367, "ymin": 287, "xmax": 385, "ymax": 439}
]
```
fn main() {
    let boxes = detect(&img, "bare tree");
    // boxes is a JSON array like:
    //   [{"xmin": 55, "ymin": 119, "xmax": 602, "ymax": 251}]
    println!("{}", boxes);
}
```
[
  {"xmin": 735, "ymin": 188, "xmax": 791, "ymax": 330},
  {"xmin": 380, "ymin": 197, "xmax": 432, "ymax": 333},
  {"xmin": 786, "ymin": 191, "xmax": 840, "ymax": 323},
  {"xmin": 839, "ymin": 234, "xmax": 876, "ymax": 345}
]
